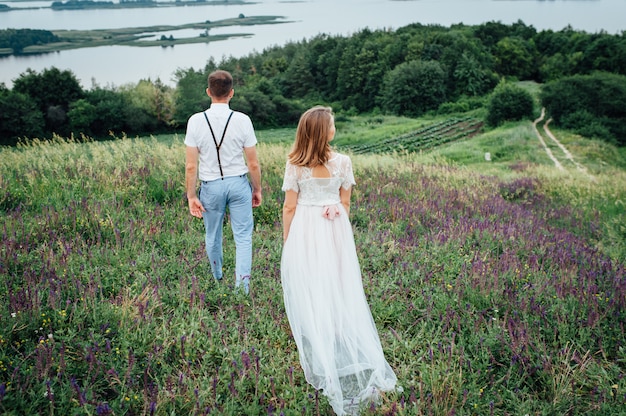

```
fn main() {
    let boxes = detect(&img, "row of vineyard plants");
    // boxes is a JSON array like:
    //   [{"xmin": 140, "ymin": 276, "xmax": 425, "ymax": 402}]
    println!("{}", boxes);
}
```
[{"xmin": 340, "ymin": 117, "xmax": 484, "ymax": 154}]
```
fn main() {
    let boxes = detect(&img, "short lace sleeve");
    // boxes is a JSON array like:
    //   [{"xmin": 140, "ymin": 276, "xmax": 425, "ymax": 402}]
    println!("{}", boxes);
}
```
[
  {"xmin": 339, "ymin": 154, "xmax": 356, "ymax": 190},
  {"xmin": 282, "ymin": 161, "xmax": 300, "ymax": 192}
]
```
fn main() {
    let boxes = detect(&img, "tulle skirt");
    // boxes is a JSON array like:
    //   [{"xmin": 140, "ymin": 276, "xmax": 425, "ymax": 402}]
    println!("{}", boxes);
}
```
[{"xmin": 281, "ymin": 203, "xmax": 397, "ymax": 415}]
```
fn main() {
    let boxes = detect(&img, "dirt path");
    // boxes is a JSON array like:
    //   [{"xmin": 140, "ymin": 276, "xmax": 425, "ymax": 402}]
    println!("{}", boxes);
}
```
[
  {"xmin": 532, "ymin": 108, "xmax": 594, "ymax": 179},
  {"xmin": 543, "ymin": 118, "xmax": 591, "ymax": 177},
  {"xmin": 532, "ymin": 108, "xmax": 564, "ymax": 171}
]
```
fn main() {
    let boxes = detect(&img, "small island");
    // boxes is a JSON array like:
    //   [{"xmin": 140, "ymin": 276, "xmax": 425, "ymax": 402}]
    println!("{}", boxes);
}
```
[{"xmin": 0, "ymin": 15, "xmax": 288, "ymax": 56}]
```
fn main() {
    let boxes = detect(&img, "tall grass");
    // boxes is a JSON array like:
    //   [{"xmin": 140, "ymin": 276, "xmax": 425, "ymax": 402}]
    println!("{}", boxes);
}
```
[{"xmin": 0, "ymin": 125, "xmax": 624, "ymax": 415}]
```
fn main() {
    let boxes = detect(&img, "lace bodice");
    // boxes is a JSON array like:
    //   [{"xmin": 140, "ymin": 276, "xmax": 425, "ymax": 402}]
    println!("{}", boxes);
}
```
[{"xmin": 282, "ymin": 153, "xmax": 356, "ymax": 206}]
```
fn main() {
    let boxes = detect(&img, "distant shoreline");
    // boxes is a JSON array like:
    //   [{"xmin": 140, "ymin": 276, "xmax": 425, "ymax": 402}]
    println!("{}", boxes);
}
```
[{"xmin": 1, "ymin": 0, "xmax": 256, "ymax": 12}]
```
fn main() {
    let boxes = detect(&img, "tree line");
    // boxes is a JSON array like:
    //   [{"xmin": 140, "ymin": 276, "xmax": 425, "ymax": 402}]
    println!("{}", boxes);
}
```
[
  {"xmin": 0, "ymin": 29, "xmax": 60, "ymax": 54},
  {"xmin": 1, "ymin": 20, "xmax": 625, "ymax": 146}
]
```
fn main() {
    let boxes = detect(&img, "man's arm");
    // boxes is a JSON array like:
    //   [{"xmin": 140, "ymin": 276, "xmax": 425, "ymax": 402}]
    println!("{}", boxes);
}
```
[
  {"xmin": 244, "ymin": 146, "xmax": 262, "ymax": 208},
  {"xmin": 185, "ymin": 146, "xmax": 205, "ymax": 218}
]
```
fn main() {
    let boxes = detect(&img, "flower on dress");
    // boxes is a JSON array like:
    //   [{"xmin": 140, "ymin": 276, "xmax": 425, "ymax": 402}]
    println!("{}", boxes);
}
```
[{"xmin": 322, "ymin": 205, "xmax": 340, "ymax": 220}]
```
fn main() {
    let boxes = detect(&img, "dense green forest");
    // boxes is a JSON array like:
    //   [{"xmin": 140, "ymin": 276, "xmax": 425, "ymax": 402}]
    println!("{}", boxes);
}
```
[{"xmin": 1, "ymin": 20, "xmax": 626, "ymax": 146}]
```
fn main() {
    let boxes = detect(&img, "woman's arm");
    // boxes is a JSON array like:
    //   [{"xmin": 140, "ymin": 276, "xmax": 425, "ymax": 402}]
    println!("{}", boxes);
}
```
[
  {"xmin": 282, "ymin": 190, "xmax": 298, "ymax": 242},
  {"xmin": 340, "ymin": 186, "xmax": 352, "ymax": 216}
]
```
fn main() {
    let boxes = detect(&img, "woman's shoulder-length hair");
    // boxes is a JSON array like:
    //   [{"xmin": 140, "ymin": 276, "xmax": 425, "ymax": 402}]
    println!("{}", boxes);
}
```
[{"xmin": 288, "ymin": 106, "xmax": 333, "ymax": 167}]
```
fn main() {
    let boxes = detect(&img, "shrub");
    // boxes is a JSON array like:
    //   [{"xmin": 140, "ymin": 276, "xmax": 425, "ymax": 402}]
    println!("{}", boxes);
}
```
[
  {"xmin": 561, "ymin": 110, "xmax": 614, "ymax": 143},
  {"xmin": 380, "ymin": 60, "xmax": 447, "ymax": 117},
  {"xmin": 0, "ymin": 87, "xmax": 45, "ymax": 144},
  {"xmin": 541, "ymin": 72, "xmax": 626, "ymax": 145},
  {"xmin": 438, "ymin": 95, "xmax": 487, "ymax": 115},
  {"xmin": 486, "ymin": 81, "xmax": 534, "ymax": 126}
]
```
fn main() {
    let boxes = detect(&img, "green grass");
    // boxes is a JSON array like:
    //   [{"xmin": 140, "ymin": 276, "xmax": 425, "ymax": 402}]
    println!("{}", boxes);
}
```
[{"xmin": 1, "ymin": 115, "xmax": 624, "ymax": 415}]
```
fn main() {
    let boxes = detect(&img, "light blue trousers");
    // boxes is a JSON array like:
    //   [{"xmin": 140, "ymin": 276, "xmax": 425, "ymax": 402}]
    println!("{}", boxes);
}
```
[{"xmin": 199, "ymin": 175, "xmax": 253, "ymax": 293}]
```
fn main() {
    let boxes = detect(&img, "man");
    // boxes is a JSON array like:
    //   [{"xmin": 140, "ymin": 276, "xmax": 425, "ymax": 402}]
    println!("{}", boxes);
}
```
[{"xmin": 185, "ymin": 70, "xmax": 262, "ymax": 294}]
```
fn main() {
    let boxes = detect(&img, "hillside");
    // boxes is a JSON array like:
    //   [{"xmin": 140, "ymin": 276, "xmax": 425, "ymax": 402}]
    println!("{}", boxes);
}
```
[{"xmin": 1, "ymin": 116, "xmax": 625, "ymax": 414}]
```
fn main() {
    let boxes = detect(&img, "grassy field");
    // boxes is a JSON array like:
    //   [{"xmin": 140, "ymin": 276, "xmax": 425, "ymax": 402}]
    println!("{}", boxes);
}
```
[{"xmin": 1, "ymin": 115, "xmax": 625, "ymax": 415}]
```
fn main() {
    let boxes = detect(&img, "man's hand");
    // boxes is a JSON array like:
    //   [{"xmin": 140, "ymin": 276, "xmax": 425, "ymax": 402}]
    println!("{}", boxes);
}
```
[
  {"xmin": 252, "ymin": 191, "xmax": 262, "ymax": 208},
  {"xmin": 188, "ymin": 196, "xmax": 205, "ymax": 218}
]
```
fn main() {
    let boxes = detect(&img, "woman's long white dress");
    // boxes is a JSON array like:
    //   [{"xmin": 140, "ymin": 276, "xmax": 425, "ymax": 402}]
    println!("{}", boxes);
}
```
[{"xmin": 281, "ymin": 153, "xmax": 397, "ymax": 415}]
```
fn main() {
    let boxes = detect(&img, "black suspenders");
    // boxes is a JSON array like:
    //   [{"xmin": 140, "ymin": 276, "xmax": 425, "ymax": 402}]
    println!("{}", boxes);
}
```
[{"xmin": 203, "ymin": 111, "xmax": 234, "ymax": 180}]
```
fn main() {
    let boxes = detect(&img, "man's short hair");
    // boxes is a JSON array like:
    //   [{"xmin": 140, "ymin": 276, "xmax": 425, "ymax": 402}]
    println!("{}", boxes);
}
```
[{"xmin": 208, "ymin": 70, "xmax": 233, "ymax": 98}]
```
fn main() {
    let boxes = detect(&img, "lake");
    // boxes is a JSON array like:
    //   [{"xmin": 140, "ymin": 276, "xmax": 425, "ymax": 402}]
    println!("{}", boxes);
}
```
[{"xmin": 1, "ymin": 0, "xmax": 625, "ymax": 88}]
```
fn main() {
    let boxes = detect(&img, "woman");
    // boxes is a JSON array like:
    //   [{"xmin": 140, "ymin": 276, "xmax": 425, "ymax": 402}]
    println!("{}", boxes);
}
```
[{"xmin": 281, "ymin": 106, "xmax": 397, "ymax": 415}]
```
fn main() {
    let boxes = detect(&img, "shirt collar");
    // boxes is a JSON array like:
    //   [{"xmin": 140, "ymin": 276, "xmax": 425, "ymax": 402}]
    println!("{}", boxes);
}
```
[{"xmin": 209, "ymin": 103, "xmax": 231, "ymax": 111}]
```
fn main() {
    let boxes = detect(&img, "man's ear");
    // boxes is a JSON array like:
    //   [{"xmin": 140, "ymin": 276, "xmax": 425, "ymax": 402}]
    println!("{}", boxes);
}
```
[{"xmin": 206, "ymin": 88, "xmax": 212, "ymax": 97}]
